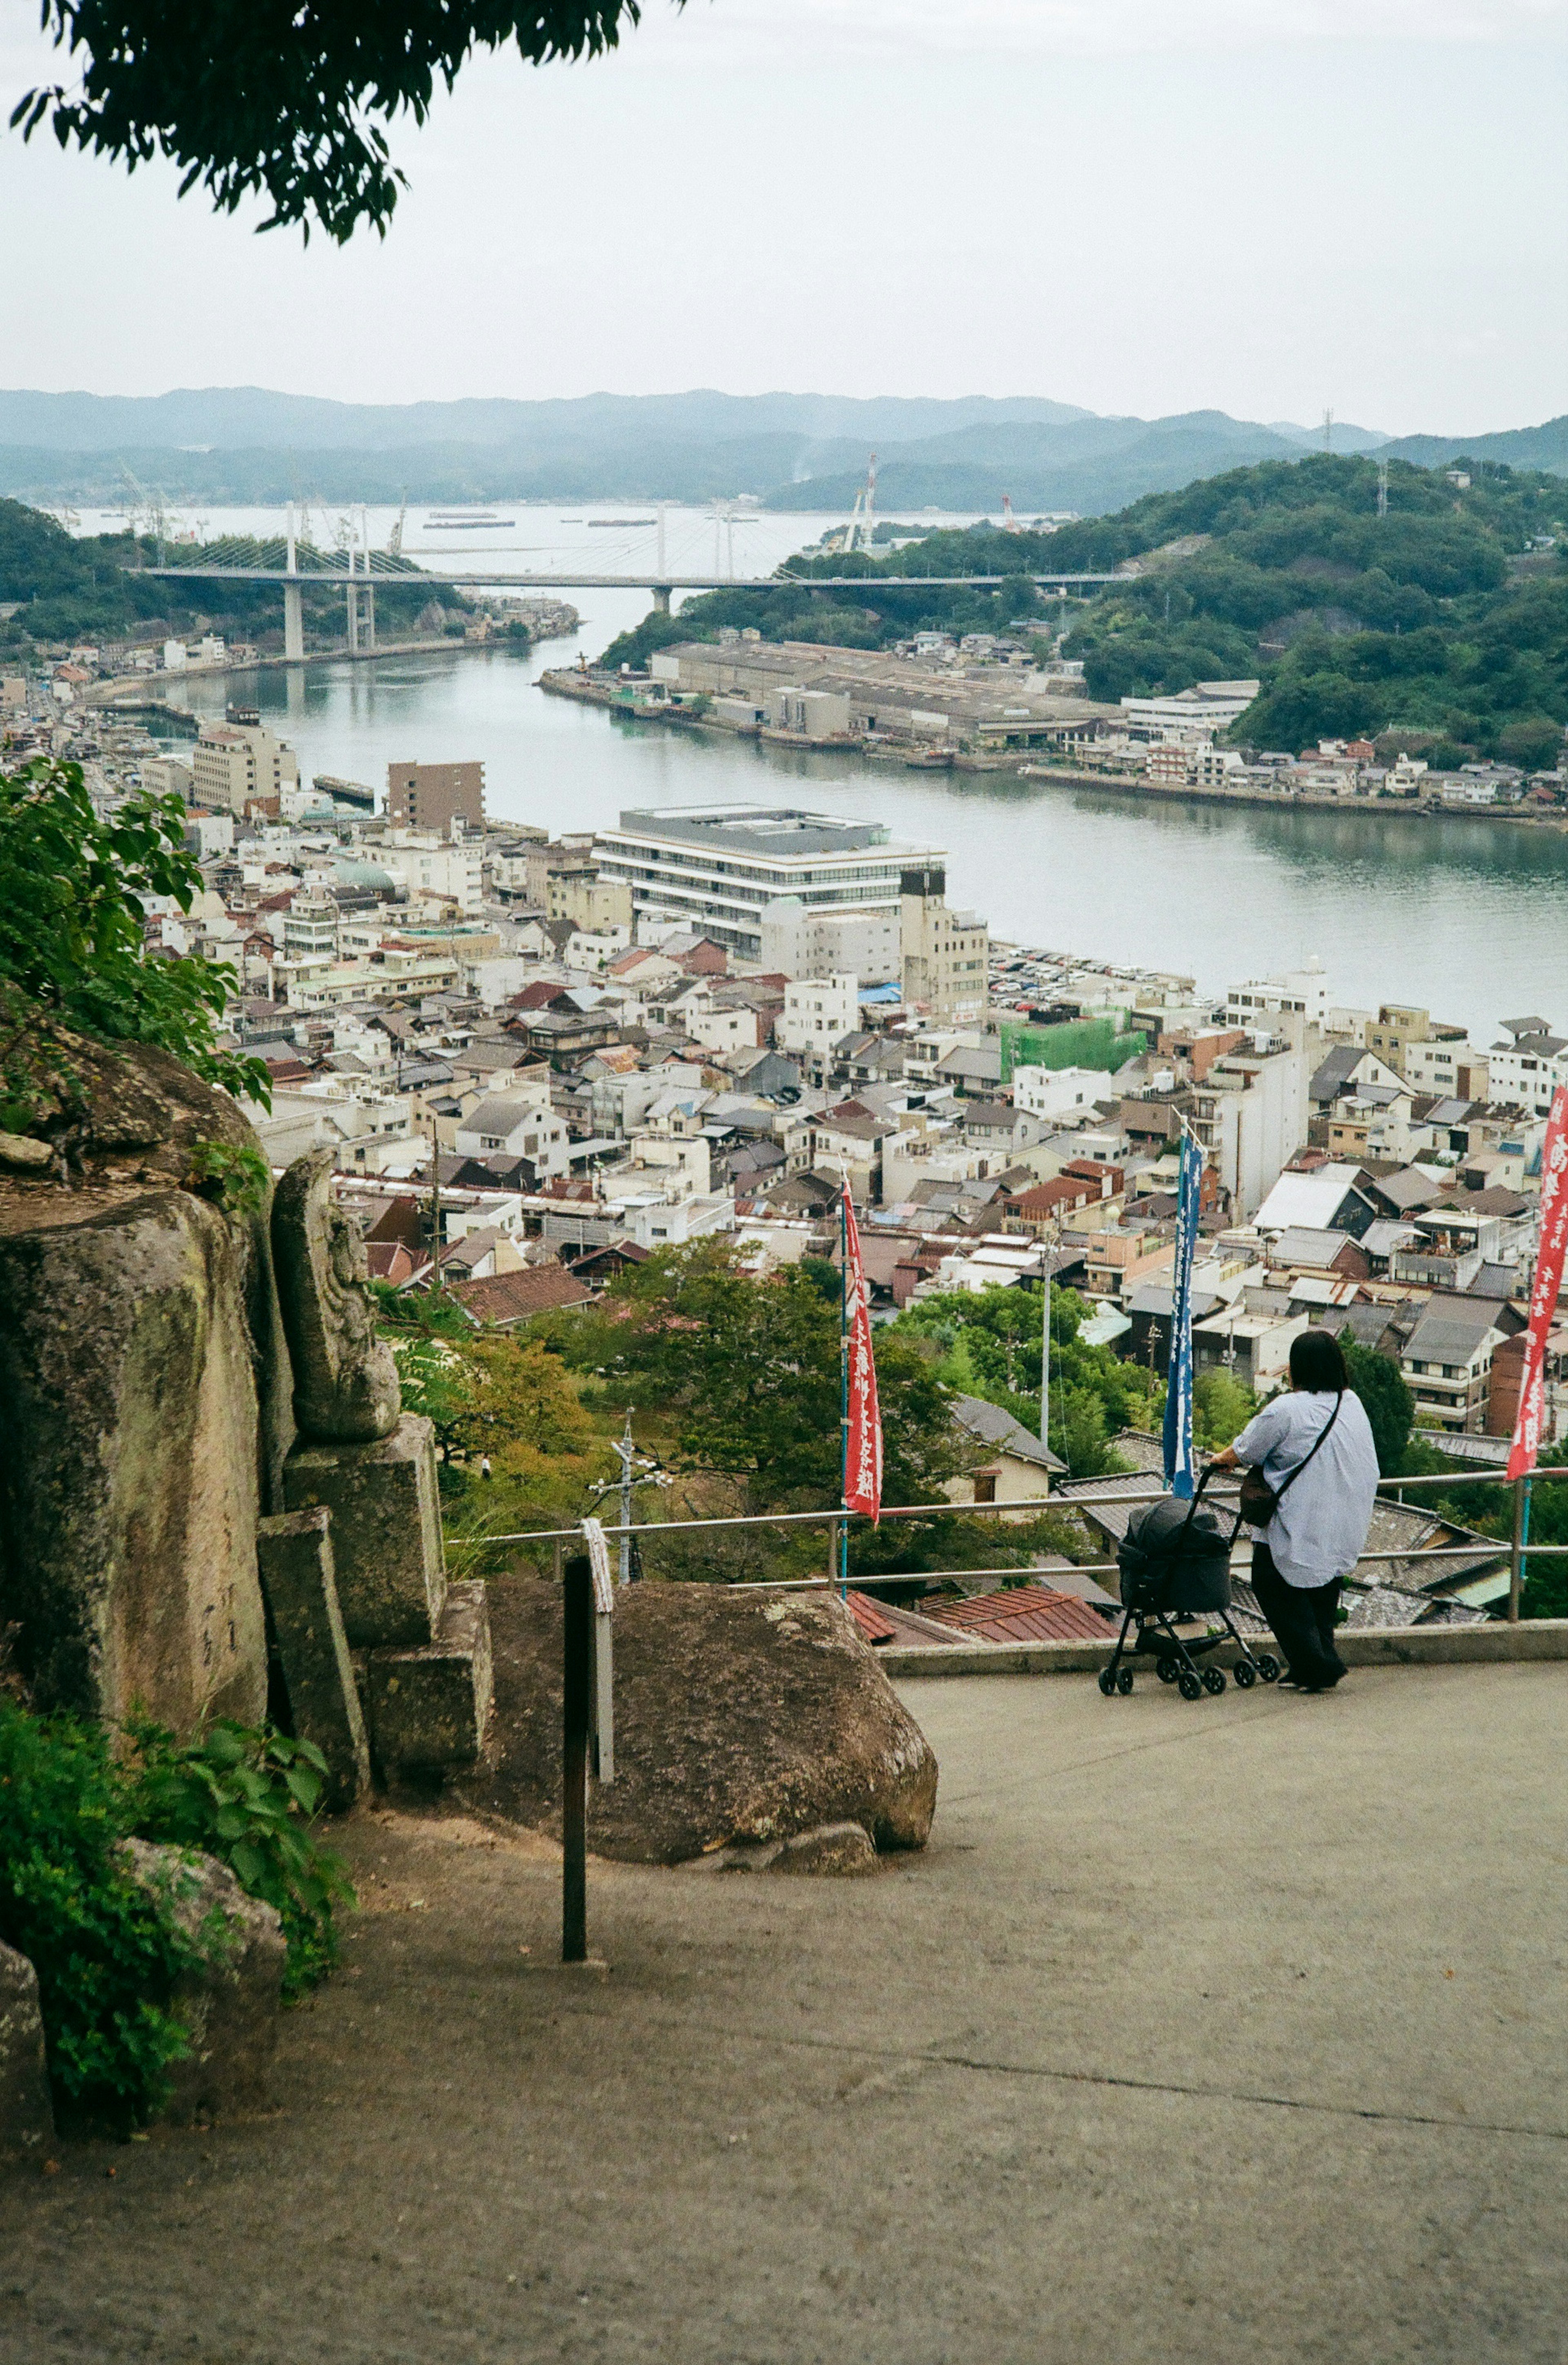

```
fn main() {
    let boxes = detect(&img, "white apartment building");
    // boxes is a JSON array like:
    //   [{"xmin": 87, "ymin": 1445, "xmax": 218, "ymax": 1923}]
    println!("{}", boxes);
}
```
[
  {"xmin": 759, "ymin": 895, "xmax": 902, "ymax": 985},
  {"xmin": 594, "ymin": 803, "xmax": 943, "ymax": 961},
  {"xmin": 282, "ymin": 894, "xmax": 340, "ymax": 962},
  {"xmin": 375, "ymin": 834, "xmax": 484, "ymax": 914},
  {"xmin": 1225, "ymin": 963, "xmax": 1331, "ymax": 1032},
  {"xmin": 1011, "ymin": 1065, "xmax": 1118, "ymax": 1121},
  {"xmin": 191, "ymin": 720, "xmax": 299, "ymax": 816},
  {"xmin": 1486, "ymin": 1024, "xmax": 1568, "ymax": 1117},
  {"xmin": 1191, "ymin": 1044, "xmax": 1309, "ymax": 1218},
  {"xmin": 900, "ymin": 863, "xmax": 988, "ymax": 1022},
  {"xmin": 1120, "ymin": 681, "xmax": 1260, "ymax": 741},
  {"xmin": 777, "ymin": 975, "xmax": 860, "ymax": 1057},
  {"xmin": 1404, "ymin": 1037, "xmax": 1486, "ymax": 1097}
]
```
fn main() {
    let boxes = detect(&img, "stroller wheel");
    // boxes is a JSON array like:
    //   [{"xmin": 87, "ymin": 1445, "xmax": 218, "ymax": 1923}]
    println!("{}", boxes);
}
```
[
  {"xmin": 1098, "ymin": 1667, "xmax": 1118, "ymax": 1696},
  {"xmin": 1156, "ymin": 1657, "xmax": 1178, "ymax": 1685},
  {"xmin": 1233, "ymin": 1658, "xmax": 1257, "ymax": 1689},
  {"xmin": 1116, "ymin": 1666, "xmax": 1135, "ymax": 1696},
  {"xmin": 1177, "ymin": 1670, "xmax": 1202, "ymax": 1702},
  {"xmin": 1256, "ymin": 1654, "xmax": 1281, "ymax": 1684},
  {"xmin": 1201, "ymin": 1666, "xmax": 1226, "ymax": 1696}
]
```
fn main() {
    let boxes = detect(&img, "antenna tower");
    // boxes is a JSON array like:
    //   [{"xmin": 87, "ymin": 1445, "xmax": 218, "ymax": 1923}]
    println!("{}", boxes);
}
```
[
  {"xmin": 1376, "ymin": 459, "xmax": 1389, "ymax": 519},
  {"xmin": 1322, "ymin": 408, "xmax": 1334, "ymax": 453}
]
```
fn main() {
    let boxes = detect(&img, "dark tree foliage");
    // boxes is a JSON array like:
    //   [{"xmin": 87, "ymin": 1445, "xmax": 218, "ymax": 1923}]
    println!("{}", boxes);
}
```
[
  {"xmin": 14, "ymin": 2, "xmax": 657, "ymax": 241},
  {"xmin": 1339, "ymin": 1337, "xmax": 1416, "ymax": 1475},
  {"xmin": 0, "ymin": 756, "xmax": 270, "ymax": 1112}
]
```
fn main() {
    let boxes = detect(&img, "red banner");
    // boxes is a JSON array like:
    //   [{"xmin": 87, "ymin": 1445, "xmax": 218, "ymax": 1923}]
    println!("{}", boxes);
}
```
[
  {"xmin": 842, "ymin": 1184, "xmax": 883, "ymax": 1521},
  {"xmin": 1508, "ymin": 1084, "xmax": 1568, "ymax": 1480}
]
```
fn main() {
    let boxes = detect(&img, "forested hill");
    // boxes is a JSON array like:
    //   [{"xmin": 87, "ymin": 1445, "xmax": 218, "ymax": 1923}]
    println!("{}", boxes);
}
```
[
  {"xmin": 0, "ymin": 499, "xmax": 470, "ymax": 649},
  {"xmin": 608, "ymin": 455, "xmax": 1568, "ymax": 769}
]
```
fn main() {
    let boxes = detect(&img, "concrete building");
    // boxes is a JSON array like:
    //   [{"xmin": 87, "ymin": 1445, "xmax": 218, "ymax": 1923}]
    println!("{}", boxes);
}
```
[
  {"xmin": 143, "ymin": 755, "xmax": 194, "ymax": 803},
  {"xmin": 374, "ymin": 834, "xmax": 484, "ymax": 914},
  {"xmin": 191, "ymin": 720, "xmax": 299, "ymax": 817},
  {"xmin": 1225, "ymin": 963, "xmax": 1331, "ymax": 1033},
  {"xmin": 1120, "ymin": 681, "xmax": 1260, "ymax": 740},
  {"xmin": 385, "ymin": 760, "xmax": 484, "ymax": 836},
  {"xmin": 766, "ymin": 686, "xmax": 852, "ymax": 741},
  {"xmin": 1190, "ymin": 1044, "xmax": 1309, "ymax": 1218},
  {"xmin": 900, "ymin": 864, "xmax": 988, "ymax": 1023},
  {"xmin": 777, "ymin": 975, "xmax": 859, "ymax": 1058},
  {"xmin": 594, "ymin": 804, "xmax": 943, "ymax": 961},
  {"xmin": 759, "ymin": 896, "xmax": 902, "ymax": 986},
  {"xmin": 1011, "ymin": 1065, "xmax": 1118, "ymax": 1122},
  {"xmin": 1401, "ymin": 1297, "xmax": 1507, "ymax": 1435},
  {"xmin": 545, "ymin": 865, "xmax": 633, "ymax": 933}
]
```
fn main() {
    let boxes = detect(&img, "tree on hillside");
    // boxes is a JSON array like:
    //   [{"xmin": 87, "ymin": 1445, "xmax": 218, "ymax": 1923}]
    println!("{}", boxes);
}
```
[
  {"xmin": 555, "ymin": 1239, "xmax": 963, "ymax": 1512},
  {"xmin": 1339, "ymin": 1337, "xmax": 1415, "ymax": 1475},
  {"xmin": 891, "ymin": 1283, "xmax": 1163, "ymax": 1478},
  {"xmin": 0, "ymin": 756, "xmax": 270, "ymax": 1119},
  {"xmin": 15, "ymin": 3, "xmax": 666, "ymax": 241}
]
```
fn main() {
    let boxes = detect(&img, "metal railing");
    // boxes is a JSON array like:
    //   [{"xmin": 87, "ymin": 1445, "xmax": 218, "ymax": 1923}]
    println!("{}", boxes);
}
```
[{"xmin": 477, "ymin": 1464, "xmax": 1568, "ymax": 1623}]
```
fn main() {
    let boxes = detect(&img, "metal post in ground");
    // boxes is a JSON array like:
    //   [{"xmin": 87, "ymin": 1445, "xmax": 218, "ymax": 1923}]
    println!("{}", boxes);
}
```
[
  {"xmin": 561, "ymin": 1555, "xmax": 592, "ymax": 1962},
  {"xmin": 1509, "ymin": 1475, "xmax": 1532, "ymax": 1623}
]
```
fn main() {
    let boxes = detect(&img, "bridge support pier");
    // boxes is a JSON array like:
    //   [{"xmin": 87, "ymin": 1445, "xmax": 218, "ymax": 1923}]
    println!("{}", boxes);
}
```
[
  {"xmin": 364, "ymin": 583, "xmax": 376, "ymax": 652},
  {"xmin": 652, "ymin": 584, "xmax": 672, "ymax": 615},
  {"xmin": 283, "ymin": 581, "xmax": 304, "ymax": 662},
  {"xmin": 346, "ymin": 582, "xmax": 360, "ymax": 655}
]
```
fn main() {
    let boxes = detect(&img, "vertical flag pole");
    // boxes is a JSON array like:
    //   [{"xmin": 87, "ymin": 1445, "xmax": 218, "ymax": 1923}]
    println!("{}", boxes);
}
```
[
  {"xmin": 1162, "ymin": 1121, "xmax": 1201, "ymax": 1499},
  {"xmin": 1505, "ymin": 1083, "xmax": 1568, "ymax": 1617},
  {"xmin": 840, "ymin": 1175, "xmax": 851, "ymax": 1598}
]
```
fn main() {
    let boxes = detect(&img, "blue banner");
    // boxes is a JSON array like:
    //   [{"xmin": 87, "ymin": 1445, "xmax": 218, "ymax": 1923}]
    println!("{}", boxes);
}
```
[{"xmin": 1162, "ymin": 1131, "xmax": 1203, "ymax": 1498}]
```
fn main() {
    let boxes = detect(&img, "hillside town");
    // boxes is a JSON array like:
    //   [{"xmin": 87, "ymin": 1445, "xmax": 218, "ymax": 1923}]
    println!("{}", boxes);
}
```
[{"xmin": 9, "ymin": 680, "xmax": 1559, "ymax": 1488}]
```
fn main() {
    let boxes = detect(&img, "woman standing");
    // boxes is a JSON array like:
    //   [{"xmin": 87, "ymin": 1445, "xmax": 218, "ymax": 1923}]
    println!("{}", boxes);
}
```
[{"xmin": 1210, "ymin": 1330, "xmax": 1379, "ymax": 1692}]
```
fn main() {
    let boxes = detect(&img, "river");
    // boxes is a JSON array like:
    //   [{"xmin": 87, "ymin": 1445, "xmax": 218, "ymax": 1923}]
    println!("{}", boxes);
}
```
[{"xmin": 115, "ymin": 501, "xmax": 1568, "ymax": 1046}]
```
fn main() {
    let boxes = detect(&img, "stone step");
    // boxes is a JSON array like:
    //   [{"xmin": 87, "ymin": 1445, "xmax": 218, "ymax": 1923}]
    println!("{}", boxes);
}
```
[{"xmin": 363, "ymin": 1581, "xmax": 493, "ymax": 1783}]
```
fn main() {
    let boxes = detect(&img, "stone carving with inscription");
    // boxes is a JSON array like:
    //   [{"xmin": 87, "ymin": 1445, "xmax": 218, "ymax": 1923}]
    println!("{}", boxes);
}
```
[{"xmin": 272, "ymin": 1150, "xmax": 401, "ymax": 1442}]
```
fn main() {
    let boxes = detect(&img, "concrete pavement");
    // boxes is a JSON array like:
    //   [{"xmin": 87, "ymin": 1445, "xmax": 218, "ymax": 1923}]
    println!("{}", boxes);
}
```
[{"xmin": 3, "ymin": 1661, "xmax": 1562, "ymax": 2363}]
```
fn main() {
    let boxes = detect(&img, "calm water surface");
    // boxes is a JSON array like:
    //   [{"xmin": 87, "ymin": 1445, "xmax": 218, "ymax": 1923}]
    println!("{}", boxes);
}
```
[{"xmin": 147, "ymin": 510, "xmax": 1568, "ymax": 1045}]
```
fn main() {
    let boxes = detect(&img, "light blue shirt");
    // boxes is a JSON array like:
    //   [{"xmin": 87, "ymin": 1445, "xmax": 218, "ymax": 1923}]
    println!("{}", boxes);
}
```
[{"xmin": 1232, "ymin": 1389, "xmax": 1380, "ymax": 1588}]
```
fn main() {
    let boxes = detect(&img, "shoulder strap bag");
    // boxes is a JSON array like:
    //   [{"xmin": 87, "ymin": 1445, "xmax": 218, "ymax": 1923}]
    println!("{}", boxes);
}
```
[{"xmin": 1238, "ymin": 1390, "xmax": 1343, "ymax": 1525}]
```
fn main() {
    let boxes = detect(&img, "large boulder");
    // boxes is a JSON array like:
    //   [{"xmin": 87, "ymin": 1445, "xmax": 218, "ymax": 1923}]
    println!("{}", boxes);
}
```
[
  {"xmin": 467, "ymin": 1576, "xmax": 938, "ymax": 1863},
  {"xmin": 0, "ymin": 1940, "xmax": 53, "ymax": 2171},
  {"xmin": 122, "ymin": 1841, "xmax": 285, "ymax": 2124},
  {"xmin": 0, "ymin": 1027, "xmax": 285, "ymax": 1728}
]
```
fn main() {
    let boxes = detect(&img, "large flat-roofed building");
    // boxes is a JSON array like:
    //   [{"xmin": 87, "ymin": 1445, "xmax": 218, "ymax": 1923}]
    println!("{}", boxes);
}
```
[
  {"xmin": 595, "ymin": 803, "xmax": 944, "ymax": 960},
  {"xmin": 386, "ymin": 759, "xmax": 484, "ymax": 836},
  {"xmin": 191, "ymin": 720, "xmax": 298, "ymax": 816}
]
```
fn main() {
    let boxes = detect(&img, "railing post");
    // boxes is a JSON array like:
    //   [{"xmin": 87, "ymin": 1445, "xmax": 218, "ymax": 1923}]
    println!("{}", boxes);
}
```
[
  {"xmin": 1508, "ymin": 1476, "xmax": 1530, "ymax": 1624},
  {"xmin": 561, "ymin": 1556, "xmax": 591, "ymax": 1962}
]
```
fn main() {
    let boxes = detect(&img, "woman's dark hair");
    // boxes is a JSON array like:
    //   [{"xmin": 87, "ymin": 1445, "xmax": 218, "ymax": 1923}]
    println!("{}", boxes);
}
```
[{"xmin": 1290, "ymin": 1329, "xmax": 1348, "ymax": 1393}]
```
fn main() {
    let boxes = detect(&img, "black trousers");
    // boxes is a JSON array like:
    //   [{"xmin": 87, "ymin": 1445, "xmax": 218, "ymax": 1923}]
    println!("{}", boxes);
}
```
[{"xmin": 1250, "ymin": 1542, "xmax": 1347, "ymax": 1689}]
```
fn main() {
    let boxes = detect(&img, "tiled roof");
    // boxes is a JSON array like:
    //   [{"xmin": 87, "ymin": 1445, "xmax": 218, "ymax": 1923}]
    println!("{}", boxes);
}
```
[
  {"xmin": 846, "ymin": 1590, "xmax": 899, "ymax": 1645},
  {"xmin": 445, "ymin": 1266, "xmax": 593, "ymax": 1324},
  {"xmin": 921, "ymin": 1586, "xmax": 1114, "ymax": 1644}
]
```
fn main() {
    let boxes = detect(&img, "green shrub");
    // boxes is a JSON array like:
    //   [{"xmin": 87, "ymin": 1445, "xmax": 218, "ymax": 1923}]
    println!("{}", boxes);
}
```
[
  {"xmin": 124, "ymin": 1718, "xmax": 355, "ymax": 1999},
  {"xmin": 0, "ymin": 1702, "xmax": 356, "ymax": 2127},
  {"xmin": 0, "ymin": 1702, "xmax": 197, "ymax": 2126}
]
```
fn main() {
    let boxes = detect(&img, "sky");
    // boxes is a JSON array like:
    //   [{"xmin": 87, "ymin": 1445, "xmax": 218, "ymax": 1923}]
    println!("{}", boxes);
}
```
[{"xmin": 0, "ymin": 0, "xmax": 1563, "ymax": 434}]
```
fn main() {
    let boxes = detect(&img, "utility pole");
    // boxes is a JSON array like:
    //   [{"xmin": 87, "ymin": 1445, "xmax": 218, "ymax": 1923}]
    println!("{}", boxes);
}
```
[
  {"xmin": 429, "ymin": 1114, "xmax": 442, "ymax": 1293},
  {"xmin": 1040, "ymin": 1228, "xmax": 1053, "ymax": 1452}
]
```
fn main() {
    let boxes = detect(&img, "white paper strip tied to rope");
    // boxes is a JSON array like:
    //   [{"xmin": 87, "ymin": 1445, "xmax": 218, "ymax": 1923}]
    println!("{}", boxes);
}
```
[{"xmin": 580, "ymin": 1517, "xmax": 615, "ymax": 1783}]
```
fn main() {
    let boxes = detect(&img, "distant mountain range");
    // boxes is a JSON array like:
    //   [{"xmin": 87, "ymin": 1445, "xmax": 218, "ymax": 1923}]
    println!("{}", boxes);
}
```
[{"xmin": 0, "ymin": 386, "xmax": 1559, "ymax": 516}]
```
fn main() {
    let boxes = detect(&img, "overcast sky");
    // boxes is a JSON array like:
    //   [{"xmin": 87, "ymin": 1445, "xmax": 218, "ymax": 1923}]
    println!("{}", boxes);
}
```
[{"xmin": 0, "ymin": 0, "xmax": 1563, "ymax": 434}]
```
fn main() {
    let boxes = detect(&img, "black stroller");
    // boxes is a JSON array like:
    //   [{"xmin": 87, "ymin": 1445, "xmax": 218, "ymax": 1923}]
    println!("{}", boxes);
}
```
[{"xmin": 1098, "ymin": 1465, "xmax": 1279, "ymax": 1700}]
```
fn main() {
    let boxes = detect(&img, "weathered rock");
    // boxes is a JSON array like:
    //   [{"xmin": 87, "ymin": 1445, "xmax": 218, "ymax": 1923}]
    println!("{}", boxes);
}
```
[
  {"xmin": 0, "ymin": 1025, "xmax": 292, "ymax": 1727},
  {"xmin": 366, "ymin": 1580, "xmax": 493, "ymax": 1777},
  {"xmin": 0, "ymin": 1132, "xmax": 53, "ymax": 1172},
  {"xmin": 466, "ymin": 1577, "xmax": 938, "ymax": 1864},
  {"xmin": 0, "ymin": 1941, "xmax": 54, "ymax": 2170},
  {"xmin": 272, "ymin": 1150, "xmax": 400, "ymax": 1444},
  {"xmin": 768, "ymin": 1821, "xmax": 880, "ymax": 1876},
  {"xmin": 256, "ymin": 1508, "xmax": 370, "ymax": 1810},
  {"xmin": 283, "ymin": 1415, "xmax": 447, "ymax": 1648},
  {"xmin": 0, "ymin": 1186, "xmax": 270, "ymax": 1727},
  {"xmin": 121, "ymin": 1840, "xmax": 285, "ymax": 2125}
]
